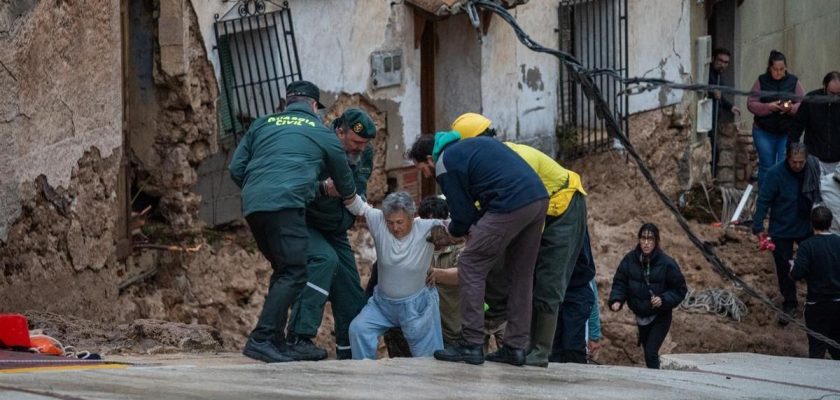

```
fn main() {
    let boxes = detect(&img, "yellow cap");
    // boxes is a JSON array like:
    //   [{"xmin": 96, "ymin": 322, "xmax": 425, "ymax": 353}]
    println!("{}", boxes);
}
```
[{"xmin": 451, "ymin": 112, "xmax": 491, "ymax": 139}]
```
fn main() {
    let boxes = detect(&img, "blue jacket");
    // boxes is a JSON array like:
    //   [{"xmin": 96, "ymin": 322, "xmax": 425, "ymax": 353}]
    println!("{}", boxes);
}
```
[
  {"xmin": 434, "ymin": 134, "xmax": 548, "ymax": 237},
  {"xmin": 752, "ymin": 161, "xmax": 812, "ymax": 239}
]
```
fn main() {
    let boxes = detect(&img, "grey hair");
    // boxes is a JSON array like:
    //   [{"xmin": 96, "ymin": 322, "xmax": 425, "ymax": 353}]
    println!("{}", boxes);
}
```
[{"xmin": 381, "ymin": 191, "xmax": 416, "ymax": 217}]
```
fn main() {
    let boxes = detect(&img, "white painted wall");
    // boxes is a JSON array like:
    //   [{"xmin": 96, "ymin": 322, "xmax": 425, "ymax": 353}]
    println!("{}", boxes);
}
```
[
  {"xmin": 189, "ymin": 0, "xmax": 420, "ymax": 167},
  {"xmin": 189, "ymin": 0, "xmax": 561, "ymax": 162},
  {"xmin": 482, "ymin": 1, "xmax": 559, "ymax": 153},
  {"xmin": 627, "ymin": 0, "xmax": 692, "ymax": 114}
]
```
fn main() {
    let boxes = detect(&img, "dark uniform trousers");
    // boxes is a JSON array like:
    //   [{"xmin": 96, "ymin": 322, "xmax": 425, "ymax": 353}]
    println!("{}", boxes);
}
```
[
  {"xmin": 246, "ymin": 209, "xmax": 309, "ymax": 343},
  {"xmin": 288, "ymin": 227, "xmax": 365, "ymax": 354}
]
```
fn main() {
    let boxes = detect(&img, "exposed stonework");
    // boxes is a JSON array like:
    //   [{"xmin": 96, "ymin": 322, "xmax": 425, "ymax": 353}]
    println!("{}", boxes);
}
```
[
  {"xmin": 324, "ymin": 93, "xmax": 389, "ymax": 204},
  {"xmin": 131, "ymin": 0, "xmax": 218, "ymax": 236},
  {"xmin": 0, "ymin": 148, "xmax": 123, "ymax": 320}
]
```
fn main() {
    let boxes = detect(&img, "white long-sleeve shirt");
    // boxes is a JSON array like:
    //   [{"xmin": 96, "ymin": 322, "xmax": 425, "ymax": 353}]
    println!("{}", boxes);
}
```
[{"xmin": 347, "ymin": 196, "xmax": 443, "ymax": 299}]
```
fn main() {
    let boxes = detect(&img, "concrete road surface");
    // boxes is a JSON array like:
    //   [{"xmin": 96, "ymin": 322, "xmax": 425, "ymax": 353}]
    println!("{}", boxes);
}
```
[{"xmin": 0, "ymin": 352, "xmax": 838, "ymax": 399}]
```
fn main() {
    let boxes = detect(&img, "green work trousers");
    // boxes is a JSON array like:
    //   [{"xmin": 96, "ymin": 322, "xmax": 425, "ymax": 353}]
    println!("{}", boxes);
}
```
[
  {"xmin": 288, "ymin": 227, "xmax": 365, "ymax": 353},
  {"xmin": 533, "ymin": 192, "xmax": 587, "ymax": 314}
]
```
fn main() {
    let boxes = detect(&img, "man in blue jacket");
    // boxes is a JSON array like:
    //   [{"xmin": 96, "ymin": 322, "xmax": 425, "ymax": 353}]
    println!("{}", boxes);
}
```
[
  {"xmin": 753, "ymin": 142, "xmax": 813, "ymax": 325},
  {"xmin": 408, "ymin": 132, "xmax": 548, "ymax": 366},
  {"xmin": 229, "ymin": 81, "xmax": 357, "ymax": 363}
]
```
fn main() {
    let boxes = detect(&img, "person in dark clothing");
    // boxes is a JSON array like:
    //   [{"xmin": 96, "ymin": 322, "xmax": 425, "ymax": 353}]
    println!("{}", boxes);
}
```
[
  {"xmin": 708, "ymin": 48, "xmax": 742, "ymax": 177},
  {"xmin": 549, "ymin": 229, "xmax": 597, "ymax": 364},
  {"xmin": 752, "ymin": 142, "xmax": 813, "ymax": 324},
  {"xmin": 790, "ymin": 206, "xmax": 840, "ymax": 360},
  {"xmin": 229, "ymin": 80, "xmax": 357, "ymax": 363},
  {"xmin": 791, "ymin": 71, "xmax": 840, "ymax": 176},
  {"xmin": 747, "ymin": 50, "xmax": 805, "ymax": 189},
  {"xmin": 409, "ymin": 132, "xmax": 549, "ymax": 366},
  {"xmin": 608, "ymin": 223, "xmax": 688, "ymax": 369},
  {"xmin": 286, "ymin": 108, "xmax": 377, "ymax": 361}
]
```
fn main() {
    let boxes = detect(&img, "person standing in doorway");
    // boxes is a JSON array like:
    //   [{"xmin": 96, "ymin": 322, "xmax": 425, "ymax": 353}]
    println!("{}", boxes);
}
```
[
  {"xmin": 708, "ymin": 47, "xmax": 742, "ymax": 177},
  {"xmin": 229, "ymin": 81, "xmax": 358, "ymax": 363}
]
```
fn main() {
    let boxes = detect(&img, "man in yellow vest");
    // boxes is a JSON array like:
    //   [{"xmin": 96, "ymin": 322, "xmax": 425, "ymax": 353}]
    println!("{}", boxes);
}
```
[{"xmin": 451, "ymin": 113, "xmax": 590, "ymax": 367}]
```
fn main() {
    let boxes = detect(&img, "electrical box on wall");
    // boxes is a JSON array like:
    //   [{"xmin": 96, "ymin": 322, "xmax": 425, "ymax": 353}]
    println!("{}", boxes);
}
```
[{"xmin": 371, "ymin": 50, "xmax": 402, "ymax": 89}]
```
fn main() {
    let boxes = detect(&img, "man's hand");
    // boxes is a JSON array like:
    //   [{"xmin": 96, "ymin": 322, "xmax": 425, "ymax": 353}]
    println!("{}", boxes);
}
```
[
  {"xmin": 427, "ymin": 225, "xmax": 465, "ymax": 248},
  {"xmin": 610, "ymin": 302, "xmax": 622, "ymax": 312},
  {"xmin": 732, "ymin": 106, "xmax": 741, "ymax": 116},
  {"xmin": 323, "ymin": 178, "xmax": 339, "ymax": 197},
  {"xmin": 651, "ymin": 295, "xmax": 663, "ymax": 309},
  {"xmin": 769, "ymin": 101, "xmax": 783, "ymax": 112},
  {"xmin": 587, "ymin": 340, "xmax": 601, "ymax": 356},
  {"xmin": 427, "ymin": 267, "xmax": 458, "ymax": 286}
]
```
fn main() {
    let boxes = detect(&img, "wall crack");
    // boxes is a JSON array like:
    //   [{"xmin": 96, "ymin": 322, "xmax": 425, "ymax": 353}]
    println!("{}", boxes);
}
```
[
  {"xmin": 59, "ymin": 99, "xmax": 77, "ymax": 136},
  {"xmin": 0, "ymin": 59, "xmax": 17, "ymax": 82}
]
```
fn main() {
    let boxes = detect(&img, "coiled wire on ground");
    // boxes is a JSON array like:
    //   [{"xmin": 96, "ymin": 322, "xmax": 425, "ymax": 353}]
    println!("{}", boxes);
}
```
[{"xmin": 680, "ymin": 288, "xmax": 748, "ymax": 321}]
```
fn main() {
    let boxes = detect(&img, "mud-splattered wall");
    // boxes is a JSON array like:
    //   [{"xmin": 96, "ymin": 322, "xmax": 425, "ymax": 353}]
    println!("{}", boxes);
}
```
[
  {"xmin": 0, "ymin": 0, "xmax": 122, "ymax": 241},
  {"xmin": 0, "ymin": 0, "xmax": 123, "ymax": 317},
  {"xmin": 0, "ymin": 0, "xmax": 218, "ymax": 322}
]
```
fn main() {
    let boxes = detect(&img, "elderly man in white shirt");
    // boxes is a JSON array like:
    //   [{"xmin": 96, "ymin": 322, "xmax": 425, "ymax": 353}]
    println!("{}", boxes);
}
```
[
  {"xmin": 345, "ymin": 191, "xmax": 445, "ymax": 359},
  {"xmin": 820, "ymin": 165, "xmax": 840, "ymax": 234}
]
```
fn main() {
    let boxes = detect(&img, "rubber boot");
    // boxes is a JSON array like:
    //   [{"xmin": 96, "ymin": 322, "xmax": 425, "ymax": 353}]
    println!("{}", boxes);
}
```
[{"xmin": 525, "ymin": 311, "xmax": 558, "ymax": 368}]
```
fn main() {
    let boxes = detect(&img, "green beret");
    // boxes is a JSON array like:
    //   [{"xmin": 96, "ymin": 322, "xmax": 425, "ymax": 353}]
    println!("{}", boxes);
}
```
[{"xmin": 337, "ymin": 108, "xmax": 376, "ymax": 139}]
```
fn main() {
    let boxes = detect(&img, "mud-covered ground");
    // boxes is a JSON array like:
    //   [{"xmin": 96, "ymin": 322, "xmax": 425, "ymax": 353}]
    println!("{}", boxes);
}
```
[{"xmin": 15, "ymin": 108, "xmax": 809, "ymax": 365}]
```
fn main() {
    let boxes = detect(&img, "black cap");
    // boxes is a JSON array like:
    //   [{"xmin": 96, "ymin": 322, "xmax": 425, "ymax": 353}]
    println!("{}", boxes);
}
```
[{"xmin": 286, "ymin": 80, "xmax": 326, "ymax": 109}]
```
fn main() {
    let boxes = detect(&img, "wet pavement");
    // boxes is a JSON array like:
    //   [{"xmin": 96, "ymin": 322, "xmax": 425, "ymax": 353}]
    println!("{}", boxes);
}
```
[{"xmin": 0, "ymin": 352, "xmax": 838, "ymax": 399}]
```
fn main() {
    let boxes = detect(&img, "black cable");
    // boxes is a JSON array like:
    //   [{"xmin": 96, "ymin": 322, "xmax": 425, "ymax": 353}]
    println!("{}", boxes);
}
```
[{"xmin": 470, "ymin": 0, "xmax": 840, "ymax": 353}]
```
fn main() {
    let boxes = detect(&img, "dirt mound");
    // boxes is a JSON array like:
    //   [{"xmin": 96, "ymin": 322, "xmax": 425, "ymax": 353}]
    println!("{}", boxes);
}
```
[{"xmin": 567, "ymin": 108, "xmax": 807, "ymax": 365}]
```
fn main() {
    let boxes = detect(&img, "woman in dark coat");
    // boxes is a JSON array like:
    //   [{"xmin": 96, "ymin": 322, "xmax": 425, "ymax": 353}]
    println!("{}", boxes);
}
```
[{"xmin": 608, "ymin": 223, "xmax": 688, "ymax": 369}]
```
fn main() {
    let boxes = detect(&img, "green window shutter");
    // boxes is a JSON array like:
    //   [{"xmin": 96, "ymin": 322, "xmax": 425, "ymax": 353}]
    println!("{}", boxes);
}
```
[{"xmin": 217, "ymin": 35, "xmax": 242, "ymax": 140}]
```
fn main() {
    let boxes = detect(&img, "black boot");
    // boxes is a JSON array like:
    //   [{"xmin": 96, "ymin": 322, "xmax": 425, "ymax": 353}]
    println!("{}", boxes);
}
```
[
  {"xmin": 486, "ymin": 344, "xmax": 526, "ymax": 366},
  {"xmin": 242, "ymin": 337, "xmax": 294, "ymax": 363},
  {"xmin": 283, "ymin": 336, "xmax": 328, "ymax": 361},
  {"xmin": 434, "ymin": 339, "xmax": 484, "ymax": 365},
  {"xmin": 336, "ymin": 348, "xmax": 352, "ymax": 360}
]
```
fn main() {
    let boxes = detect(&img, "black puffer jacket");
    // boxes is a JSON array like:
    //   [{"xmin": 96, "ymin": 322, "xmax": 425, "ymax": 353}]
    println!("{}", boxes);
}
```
[{"xmin": 608, "ymin": 247, "xmax": 687, "ymax": 318}]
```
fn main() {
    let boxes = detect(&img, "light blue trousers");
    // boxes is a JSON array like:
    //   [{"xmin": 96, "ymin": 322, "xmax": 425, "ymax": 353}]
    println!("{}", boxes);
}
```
[{"xmin": 349, "ymin": 286, "xmax": 443, "ymax": 359}]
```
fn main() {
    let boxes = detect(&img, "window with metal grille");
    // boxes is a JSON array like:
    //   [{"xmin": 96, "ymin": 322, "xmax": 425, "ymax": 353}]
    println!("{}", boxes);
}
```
[
  {"xmin": 214, "ymin": 2, "xmax": 302, "ymax": 144},
  {"xmin": 557, "ymin": 0, "xmax": 629, "ymax": 158}
]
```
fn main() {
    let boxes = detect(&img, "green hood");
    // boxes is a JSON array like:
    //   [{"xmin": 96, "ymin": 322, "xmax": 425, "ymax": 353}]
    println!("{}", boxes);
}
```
[{"xmin": 432, "ymin": 131, "xmax": 462, "ymax": 163}]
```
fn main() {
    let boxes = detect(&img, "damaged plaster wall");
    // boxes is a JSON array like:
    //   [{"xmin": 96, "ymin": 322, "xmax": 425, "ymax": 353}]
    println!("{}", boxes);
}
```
[
  {"xmin": 191, "ymin": 0, "xmax": 419, "ymax": 171},
  {"xmin": 481, "ymin": 1, "xmax": 559, "ymax": 154},
  {"xmin": 0, "ymin": 0, "xmax": 123, "ymax": 317},
  {"xmin": 0, "ymin": 0, "xmax": 122, "ymax": 241},
  {"xmin": 627, "ymin": 0, "xmax": 691, "ymax": 114}
]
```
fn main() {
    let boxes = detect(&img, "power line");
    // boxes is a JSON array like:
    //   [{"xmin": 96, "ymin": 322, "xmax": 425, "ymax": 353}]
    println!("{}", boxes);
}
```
[{"xmin": 467, "ymin": 0, "xmax": 840, "ymax": 353}]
